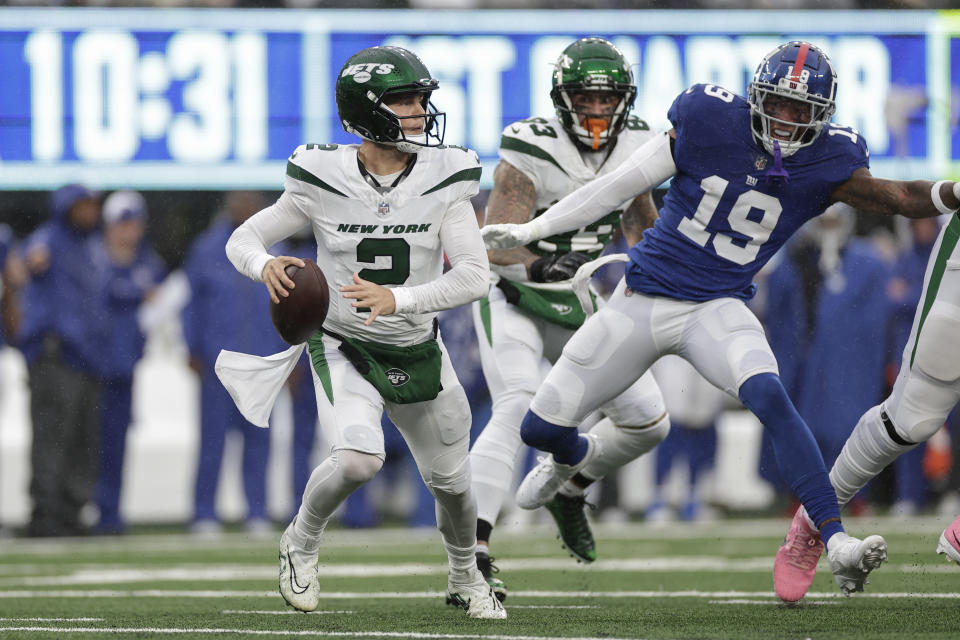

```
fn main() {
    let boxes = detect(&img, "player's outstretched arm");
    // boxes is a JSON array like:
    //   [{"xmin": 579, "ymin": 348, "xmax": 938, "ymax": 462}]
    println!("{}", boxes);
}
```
[
  {"xmin": 830, "ymin": 169, "xmax": 960, "ymax": 219},
  {"xmin": 482, "ymin": 132, "xmax": 678, "ymax": 250}
]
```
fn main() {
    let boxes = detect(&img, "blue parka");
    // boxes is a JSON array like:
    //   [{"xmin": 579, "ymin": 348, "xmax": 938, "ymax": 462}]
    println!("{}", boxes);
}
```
[{"xmin": 17, "ymin": 186, "xmax": 109, "ymax": 373}]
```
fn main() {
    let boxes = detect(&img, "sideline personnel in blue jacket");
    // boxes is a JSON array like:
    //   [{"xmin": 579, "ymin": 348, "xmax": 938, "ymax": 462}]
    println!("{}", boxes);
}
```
[
  {"xmin": 19, "ymin": 184, "xmax": 107, "ymax": 537},
  {"xmin": 182, "ymin": 191, "xmax": 286, "ymax": 533},
  {"xmin": 95, "ymin": 191, "xmax": 167, "ymax": 534}
]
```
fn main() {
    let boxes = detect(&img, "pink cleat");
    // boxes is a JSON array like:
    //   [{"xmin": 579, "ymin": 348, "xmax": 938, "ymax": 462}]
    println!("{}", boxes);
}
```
[
  {"xmin": 774, "ymin": 507, "xmax": 824, "ymax": 603},
  {"xmin": 936, "ymin": 515, "xmax": 960, "ymax": 565}
]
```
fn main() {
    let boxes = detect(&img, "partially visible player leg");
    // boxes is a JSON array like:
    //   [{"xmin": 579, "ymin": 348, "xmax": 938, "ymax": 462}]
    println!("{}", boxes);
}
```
[
  {"xmin": 517, "ymin": 283, "xmax": 665, "ymax": 509},
  {"xmin": 744, "ymin": 376, "xmax": 887, "ymax": 598},
  {"xmin": 831, "ymin": 220, "xmax": 960, "ymax": 565},
  {"xmin": 283, "ymin": 448, "xmax": 382, "ymax": 611},
  {"xmin": 541, "ymin": 373, "xmax": 669, "ymax": 563},
  {"xmin": 681, "ymin": 297, "xmax": 886, "ymax": 601},
  {"xmin": 280, "ymin": 340, "xmax": 387, "ymax": 612},
  {"xmin": 834, "ymin": 219, "xmax": 960, "ymax": 508},
  {"xmin": 469, "ymin": 294, "xmax": 545, "ymax": 597},
  {"xmin": 775, "ymin": 281, "xmax": 960, "ymax": 602},
  {"xmin": 389, "ymin": 348, "xmax": 505, "ymax": 619}
]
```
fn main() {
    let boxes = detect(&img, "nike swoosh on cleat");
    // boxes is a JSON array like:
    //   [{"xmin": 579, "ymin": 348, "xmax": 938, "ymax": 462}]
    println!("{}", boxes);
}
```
[
  {"xmin": 286, "ymin": 550, "xmax": 310, "ymax": 595},
  {"xmin": 951, "ymin": 530, "xmax": 960, "ymax": 549}
]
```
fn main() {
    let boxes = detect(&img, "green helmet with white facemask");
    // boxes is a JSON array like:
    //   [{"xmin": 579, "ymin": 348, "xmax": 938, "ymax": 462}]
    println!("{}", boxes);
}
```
[
  {"xmin": 550, "ymin": 37, "xmax": 637, "ymax": 150},
  {"xmin": 335, "ymin": 46, "xmax": 445, "ymax": 153}
]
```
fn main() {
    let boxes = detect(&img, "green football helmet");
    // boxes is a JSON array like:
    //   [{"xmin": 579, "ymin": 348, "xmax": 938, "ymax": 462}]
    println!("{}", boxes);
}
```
[
  {"xmin": 550, "ymin": 37, "xmax": 637, "ymax": 150},
  {"xmin": 335, "ymin": 46, "xmax": 445, "ymax": 153}
]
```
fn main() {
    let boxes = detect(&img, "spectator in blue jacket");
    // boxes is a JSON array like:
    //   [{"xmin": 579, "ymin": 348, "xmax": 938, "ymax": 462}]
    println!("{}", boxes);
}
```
[
  {"xmin": 94, "ymin": 191, "xmax": 167, "ymax": 535},
  {"xmin": 18, "ymin": 184, "xmax": 108, "ymax": 537},
  {"xmin": 760, "ymin": 205, "xmax": 892, "ymax": 506},
  {"xmin": 182, "ymin": 191, "xmax": 286, "ymax": 534}
]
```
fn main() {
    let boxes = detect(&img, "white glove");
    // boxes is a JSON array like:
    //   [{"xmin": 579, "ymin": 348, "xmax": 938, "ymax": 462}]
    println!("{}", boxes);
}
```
[{"xmin": 481, "ymin": 220, "xmax": 542, "ymax": 249}]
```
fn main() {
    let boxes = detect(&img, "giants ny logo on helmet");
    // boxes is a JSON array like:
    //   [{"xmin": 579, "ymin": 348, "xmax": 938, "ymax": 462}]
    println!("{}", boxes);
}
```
[{"xmin": 341, "ymin": 63, "xmax": 396, "ymax": 84}]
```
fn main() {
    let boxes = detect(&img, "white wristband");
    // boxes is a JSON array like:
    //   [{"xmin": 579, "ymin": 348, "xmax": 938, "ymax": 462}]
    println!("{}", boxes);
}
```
[
  {"xmin": 931, "ymin": 180, "xmax": 960, "ymax": 215},
  {"xmin": 526, "ymin": 217, "xmax": 546, "ymax": 243}
]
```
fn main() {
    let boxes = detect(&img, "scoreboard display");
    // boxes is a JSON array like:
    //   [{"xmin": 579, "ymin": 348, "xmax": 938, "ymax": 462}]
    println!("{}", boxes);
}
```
[{"xmin": 0, "ymin": 8, "xmax": 956, "ymax": 189}]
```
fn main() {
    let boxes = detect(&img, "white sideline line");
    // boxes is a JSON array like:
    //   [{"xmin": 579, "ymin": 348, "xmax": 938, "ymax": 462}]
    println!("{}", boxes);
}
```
[
  {"xmin": 508, "ymin": 605, "xmax": 598, "ymax": 609},
  {"xmin": 0, "ymin": 618, "xmax": 103, "ymax": 622},
  {"xmin": 0, "ymin": 628, "xmax": 641, "ymax": 640},
  {"xmin": 1, "ymin": 589, "xmax": 959, "ymax": 600},
  {"xmin": 222, "ymin": 610, "xmax": 355, "ymax": 615},
  {"xmin": 0, "ymin": 557, "xmax": 781, "ymax": 587},
  {"xmin": 708, "ymin": 599, "xmax": 839, "ymax": 606},
  {"xmin": 0, "ymin": 558, "xmax": 955, "ymax": 587}
]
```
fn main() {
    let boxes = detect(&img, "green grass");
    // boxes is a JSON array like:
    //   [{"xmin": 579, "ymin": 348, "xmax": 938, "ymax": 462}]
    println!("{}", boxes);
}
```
[{"xmin": 0, "ymin": 515, "xmax": 957, "ymax": 639}]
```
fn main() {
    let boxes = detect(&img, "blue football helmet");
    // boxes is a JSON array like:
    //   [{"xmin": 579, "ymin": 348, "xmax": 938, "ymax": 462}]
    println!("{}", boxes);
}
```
[{"xmin": 747, "ymin": 41, "xmax": 837, "ymax": 158}]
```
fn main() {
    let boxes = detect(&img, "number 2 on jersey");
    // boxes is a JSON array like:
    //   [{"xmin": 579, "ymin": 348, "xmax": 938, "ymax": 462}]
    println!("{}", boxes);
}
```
[
  {"xmin": 676, "ymin": 176, "xmax": 782, "ymax": 265},
  {"xmin": 356, "ymin": 238, "xmax": 410, "ymax": 285}
]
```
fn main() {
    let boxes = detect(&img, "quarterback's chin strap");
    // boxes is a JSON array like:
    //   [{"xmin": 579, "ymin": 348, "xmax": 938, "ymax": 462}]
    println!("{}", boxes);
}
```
[
  {"xmin": 571, "ymin": 253, "xmax": 630, "ymax": 316},
  {"xmin": 215, "ymin": 343, "xmax": 306, "ymax": 427}
]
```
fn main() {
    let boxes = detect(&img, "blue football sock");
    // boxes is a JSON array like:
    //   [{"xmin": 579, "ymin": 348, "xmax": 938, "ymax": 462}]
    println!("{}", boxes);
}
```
[
  {"xmin": 739, "ymin": 373, "xmax": 844, "ymax": 546},
  {"xmin": 520, "ymin": 411, "xmax": 587, "ymax": 466}
]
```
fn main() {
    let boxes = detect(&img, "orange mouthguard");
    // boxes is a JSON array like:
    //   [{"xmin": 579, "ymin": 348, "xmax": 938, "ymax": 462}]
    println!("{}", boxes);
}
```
[{"xmin": 586, "ymin": 118, "xmax": 609, "ymax": 150}]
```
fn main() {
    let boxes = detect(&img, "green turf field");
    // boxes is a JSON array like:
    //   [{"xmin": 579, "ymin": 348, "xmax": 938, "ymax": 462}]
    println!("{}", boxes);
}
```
[{"xmin": 0, "ymin": 515, "xmax": 957, "ymax": 639}]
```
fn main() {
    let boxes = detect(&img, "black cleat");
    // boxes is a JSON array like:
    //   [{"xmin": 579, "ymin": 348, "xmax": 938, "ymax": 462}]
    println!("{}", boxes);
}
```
[{"xmin": 476, "ymin": 551, "xmax": 507, "ymax": 602}]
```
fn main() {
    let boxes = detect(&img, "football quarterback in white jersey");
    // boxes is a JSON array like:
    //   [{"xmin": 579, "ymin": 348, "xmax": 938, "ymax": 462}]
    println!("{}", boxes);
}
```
[
  {"xmin": 225, "ymin": 45, "xmax": 504, "ymax": 620},
  {"xmin": 469, "ymin": 37, "xmax": 670, "ymax": 599}
]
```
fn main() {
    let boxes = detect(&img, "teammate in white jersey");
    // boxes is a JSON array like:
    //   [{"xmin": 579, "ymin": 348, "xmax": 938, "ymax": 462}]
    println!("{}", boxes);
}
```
[
  {"xmin": 776, "ymin": 209, "xmax": 960, "ymax": 602},
  {"xmin": 224, "ymin": 46, "xmax": 504, "ymax": 619},
  {"xmin": 469, "ymin": 38, "xmax": 669, "ymax": 599}
]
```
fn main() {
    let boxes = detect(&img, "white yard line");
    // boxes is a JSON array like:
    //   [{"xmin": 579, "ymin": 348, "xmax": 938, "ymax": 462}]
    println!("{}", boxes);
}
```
[
  {"xmin": 221, "ymin": 610, "xmax": 355, "ymax": 615},
  {"xmin": 0, "ymin": 618, "xmax": 104, "ymax": 622},
  {"xmin": 0, "ymin": 557, "xmax": 775, "ymax": 586},
  {"xmin": 0, "ymin": 588, "xmax": 958, "ymax": 600},
  {"xmin": 0, "ymin": 628, "xmax": 643, "ymax": 640},
  {"xmin": 506, "ymin": 605, "xmax": 599, "ymax": 609},
  {"xmin": 707, "ymin": 599, "xmax": 839, "ymax": 605},
  {"xmin": 1, "ymin": 557, "xmax": 956, "ymax": 587}
]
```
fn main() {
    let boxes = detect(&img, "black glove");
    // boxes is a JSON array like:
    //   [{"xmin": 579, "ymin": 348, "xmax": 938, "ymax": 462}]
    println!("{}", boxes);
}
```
[{"xmin": 529, "ymin": 251, "xmax": 592, "ymax": 283}]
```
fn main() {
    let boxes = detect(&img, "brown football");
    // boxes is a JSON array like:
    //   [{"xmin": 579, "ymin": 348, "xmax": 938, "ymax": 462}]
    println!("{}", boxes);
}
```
[{"xmin": 269, "ymin": 259, "xmax": 329, "ymax": 344}]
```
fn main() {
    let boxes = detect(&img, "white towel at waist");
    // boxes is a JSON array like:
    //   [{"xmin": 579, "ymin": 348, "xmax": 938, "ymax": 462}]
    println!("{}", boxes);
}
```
[{"xmin": 215, "ymin": 343, "xmax": 306, "ymax": 428}]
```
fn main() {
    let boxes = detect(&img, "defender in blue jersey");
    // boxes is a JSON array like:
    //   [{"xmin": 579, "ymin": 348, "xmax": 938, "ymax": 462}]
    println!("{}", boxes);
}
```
[{"xmin": 483, "ymin": 41, "xmax": 960, "ymax": 600}]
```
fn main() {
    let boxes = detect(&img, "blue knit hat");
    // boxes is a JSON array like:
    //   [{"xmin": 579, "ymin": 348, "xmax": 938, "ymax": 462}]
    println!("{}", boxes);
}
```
[{"xmin": 50, "ymin": 184, "xmax": 98, "ymax": 220}]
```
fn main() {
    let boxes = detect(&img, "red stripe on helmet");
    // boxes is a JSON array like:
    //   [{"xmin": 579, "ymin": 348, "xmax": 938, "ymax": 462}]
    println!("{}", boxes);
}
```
[{"xmin": 789, "ymin": 43, "xmax": 810, "ymax": 80}]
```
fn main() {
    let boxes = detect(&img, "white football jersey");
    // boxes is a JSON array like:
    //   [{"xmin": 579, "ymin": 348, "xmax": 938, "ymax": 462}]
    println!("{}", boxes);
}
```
[
  {"xmin": 499, "ymin": 114, "xmax": 657, "ymax": 259},
  {"xmin": 284, "ymin": 142, "xmax": 481, "ymax": 345}
]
